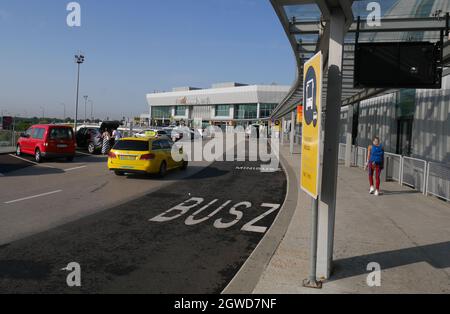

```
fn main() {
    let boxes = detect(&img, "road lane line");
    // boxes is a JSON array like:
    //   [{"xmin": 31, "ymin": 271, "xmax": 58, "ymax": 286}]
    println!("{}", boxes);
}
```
[
  {"xmin": 4, "ymin": 190, "xmax": 63, "ymax": 205},
  {"xmin": 65, "ymin": 165, "xmax": 87, "ymax": 172},
  {"xmin": 76, "ymin": 151, "xmax": 94, "ymax": 156},
  {"xmin": 8, "ymin": 154, "xmax": 56, "ymax": 169}
]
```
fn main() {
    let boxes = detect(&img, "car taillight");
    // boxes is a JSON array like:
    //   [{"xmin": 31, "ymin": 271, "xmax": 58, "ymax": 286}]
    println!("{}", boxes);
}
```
[
  {"xmin": 108, "ymin": 152, "xmax": 117, "ymax": 158},
  {"xmin": 140, "ymin": 153, "xmax": 155, "ymax": 160}
]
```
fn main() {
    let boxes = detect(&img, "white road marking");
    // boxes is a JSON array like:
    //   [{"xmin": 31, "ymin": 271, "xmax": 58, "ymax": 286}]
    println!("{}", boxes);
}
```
[
  {"xmin": 65, "ymin": 165, "xmax": 87, "ymax": 172},
  {"xmin": 4, "ymin": 190, "xmax": 63, "ymax": 205},
  {"xmin": 8, "ymin": 154, "xmax": 56, "ymax": 169},
  {"xmin": 76, "ymin": 151, "xmax": 94, "ymax": 157},
  {"xmin": 76, "ymin": 151, "xmax": 105, "ymax": 158},
  {"xmin": 8, "ymin": 154, "xmax": 89, "ymax": 173}
]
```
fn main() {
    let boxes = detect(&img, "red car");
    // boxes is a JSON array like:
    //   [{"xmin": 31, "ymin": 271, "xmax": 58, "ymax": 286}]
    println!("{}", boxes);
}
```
[{"xmin": 16, "ymin": 125, "xmax": 76, "ymax": 163}]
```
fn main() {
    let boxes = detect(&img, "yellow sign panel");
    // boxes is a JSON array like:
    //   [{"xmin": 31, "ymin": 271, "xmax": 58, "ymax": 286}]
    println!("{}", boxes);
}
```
[{"xmin": 301, "ymin": 52, "xmax": 322, "ymax": 199}]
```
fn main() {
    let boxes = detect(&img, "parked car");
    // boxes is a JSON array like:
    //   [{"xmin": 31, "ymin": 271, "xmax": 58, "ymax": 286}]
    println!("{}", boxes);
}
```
[
  {"xmin": 76, "ymin": 126, "xmax": 102, "ymax": 154},
  {"xmin": 76, "ymin": 121, "xmax": 123, "ymax": 154},
  {"xmin": 16, "ymin": 124, "xmax": 76, "ymax": 163},
  {"xmin": 108, "ymin": 137, "xmax": 188, "ymax": 177}
]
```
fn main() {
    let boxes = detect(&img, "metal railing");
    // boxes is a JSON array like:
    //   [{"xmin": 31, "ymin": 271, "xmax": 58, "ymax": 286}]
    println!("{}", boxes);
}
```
[
  {"xmin": 402, "ymin": 157, "xmax": 427, "ymax": 194},
  {"xmin": 340, "ymin": 143, "xmax": 449, "ymax": 203},
  {"xmin": 426, "ymin": 162, "xmax": 450, "ymax": 202},
  {"xmin": 0, "ymin": 130, "xmax": 20, "ymax": 148},
  {"xmin": 355, "ymin": 147, "xmax": 367, "ymax": 168},
  {"xmin": 385, "ymin": 153, "xmax": 402, "ymax": 183},
  {"xmin": 338, "ymin": 144, "xmax": 356, "ymax": 162}
]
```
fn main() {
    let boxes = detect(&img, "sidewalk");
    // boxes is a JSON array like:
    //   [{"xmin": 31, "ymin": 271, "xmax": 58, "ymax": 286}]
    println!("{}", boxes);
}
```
[{"xmin": 253, "ymin": 144, "xmax": 450, "ymax": 294}]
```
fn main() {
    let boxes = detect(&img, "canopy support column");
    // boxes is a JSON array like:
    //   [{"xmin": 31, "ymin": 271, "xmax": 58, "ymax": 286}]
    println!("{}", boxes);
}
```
[
  {"xmin": 345, "ymin": 104, "xmax": 354, "ymax": 168},
  {"xmin": 317, "ymin": 8, "xmax": 346, "ymax": 280}
]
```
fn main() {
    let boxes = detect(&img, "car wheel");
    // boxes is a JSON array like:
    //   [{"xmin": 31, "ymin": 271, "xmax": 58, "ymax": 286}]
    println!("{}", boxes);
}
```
[
  {"xmin": 114, "ymin": 171, "xmax": 125, "ymax": 176},
  {"xmin": 16, "ymin": 145, "xmax": 21, "ymax": 156},
  {"xmin": 158, "ymin": 161, "xmax": 167, "ymax": 178},
  {"xmin": 88, "ymin": 142, "xmax": 96, "ymax": 154},
  {"xmin": 181, "ymin": 160, "xmax": 188, "ymax": 171},
  {"xmin": 35, "ymin": 149, "xmax": 42, "ymax": 163}
]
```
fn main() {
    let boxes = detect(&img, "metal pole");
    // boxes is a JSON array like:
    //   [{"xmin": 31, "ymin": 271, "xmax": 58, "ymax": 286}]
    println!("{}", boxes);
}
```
[
  {"xmin": 74, "ymin": 63, "xmax": 80, "ymax": 134},
  {"xmin": 90, "ymin": 100, "xmax": 94, "ymax": 121},
  {"xmin": 290, "ymin": 111, "xmax": 295, "ymax": 154},
  {"xmin": 83, "ymin": 96, "xmax": 88, "ymax": 123},
  {"xmin": 12, "ymin": 116, "xmax": 16, "ymax": 148},
  {"xmin": 303, "ymin": 197, "xmax": 322, "ymax": 289}
]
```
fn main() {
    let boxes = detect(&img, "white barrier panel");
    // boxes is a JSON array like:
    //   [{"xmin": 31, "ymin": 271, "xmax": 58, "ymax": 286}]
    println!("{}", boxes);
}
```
[
  {"xmin": 356, "ymin": 147, "xmax": 367, "ymax": 168},
  {"xmin": 385, "ymin": 153, "xmax": 402, "ymax": 183},
  {"xmin": 402, "ymin": 157, "xmax": 427, "ymax": 194},
  {"xmin": 338, "ymin": 143, "xmax": 346, "ymax": 161},
  {"xmin": 426, "ymin": 162, "xmax": 450, "ymax": 202}
]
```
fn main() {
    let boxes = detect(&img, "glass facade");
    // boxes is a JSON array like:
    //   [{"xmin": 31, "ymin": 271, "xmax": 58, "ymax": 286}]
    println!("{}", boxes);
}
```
[
  {"xmin": 235, "ymin": 104, "xmax": 258, "ymax": 120},
  {"xmin": 215, "ymin": 105, "xmax": 231, "ymax": 117},
  {"xmin": 152, "ymin": 106, "xmax": 171, "ymax": 119},
  {"xmin": 259, "ymin": 104, "xmax": 278, "ymax": 118},
  {"xmin": 175, "ymin": 106, "xmax": 187, "ymax": 116}
]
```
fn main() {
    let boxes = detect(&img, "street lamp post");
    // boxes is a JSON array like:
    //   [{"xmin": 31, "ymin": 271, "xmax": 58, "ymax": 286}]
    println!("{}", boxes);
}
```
[
  {"xmin": 89, "ymin": 100, "xmax": 94, "ymax": 121},
  {"xmin": 83, "ymin": 95, "xmax": 88, "ymax": 123},
  {"xmin": 74, "ymin": 54, "xmax": 85, "ymax": 134},
  {"xmin": 60, "ymin": 103, "xmax": 66, "ymax": 122},
  {"xmin": 40, "ymin": 106, "xmax": 45, "ymax": 122}
]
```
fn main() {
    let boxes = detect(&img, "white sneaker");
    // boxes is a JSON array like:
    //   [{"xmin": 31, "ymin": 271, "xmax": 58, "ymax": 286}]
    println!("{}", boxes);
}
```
[
  {"xmin": 374, "ymin": 190, "xmax": 380, "ymax": 196},
  {"xmin": 369, "ymin": 186, "xmax": 375, "ymax": 194}
]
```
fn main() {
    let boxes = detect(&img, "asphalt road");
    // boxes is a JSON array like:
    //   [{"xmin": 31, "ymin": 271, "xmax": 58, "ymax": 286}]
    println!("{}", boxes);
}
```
[
  {"xmin": 0, "ymin": 152, "xmax": 212, "ymax": 245},
  {"xmin": 0, "ymin": 146, "xmax": 287, "ymax": 294}
]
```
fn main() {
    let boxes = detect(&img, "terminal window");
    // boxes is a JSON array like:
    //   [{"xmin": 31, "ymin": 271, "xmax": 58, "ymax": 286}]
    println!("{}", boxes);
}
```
[
  {"xmin": 235, "ymin": 104, "xmax": 258, "ymax": 120},
  {"xmin": 175, "ymin": 106, "xmax": 187, "ymax": 116},
  {"xmin": 260, "ymin": 104, "xmax": 277, "ymax": 118},
  {"xmin": 152, "ymin": 107, "xmax": 171, "ymax": 119},
  {"xmin": 215, "ymin": 105, "xmax": 231, "ymax": 117}
]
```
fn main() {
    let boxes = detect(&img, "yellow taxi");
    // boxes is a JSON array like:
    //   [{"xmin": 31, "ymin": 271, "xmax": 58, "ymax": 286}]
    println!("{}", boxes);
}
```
[{"xmin": 108, "ymin": 137, "xmax": 188, "ymax": 177}]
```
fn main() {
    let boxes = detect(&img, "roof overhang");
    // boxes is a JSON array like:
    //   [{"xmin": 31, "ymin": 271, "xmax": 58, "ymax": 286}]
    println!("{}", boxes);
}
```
[{"xmin": 270, "ymin": 0, "xmax": 450, "ymax": 119}]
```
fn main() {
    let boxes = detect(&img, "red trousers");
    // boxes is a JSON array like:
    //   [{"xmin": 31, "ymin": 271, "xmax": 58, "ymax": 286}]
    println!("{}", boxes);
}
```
[{"xmin": 369, "ymin": 164, "xmax": 382, "ymax": 190}]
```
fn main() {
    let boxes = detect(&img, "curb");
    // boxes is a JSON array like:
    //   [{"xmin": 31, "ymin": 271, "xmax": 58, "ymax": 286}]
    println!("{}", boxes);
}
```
[{"xmin": 222, "ymin": 151, "xmax": 299, "ymax": 294}]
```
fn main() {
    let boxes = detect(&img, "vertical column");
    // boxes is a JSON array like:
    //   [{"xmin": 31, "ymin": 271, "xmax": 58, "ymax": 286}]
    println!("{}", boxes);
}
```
[
  {"xmin": 257, "ymin": 103, "xmax": 261, "ymax": 120},
  {"xmin": 345, "ymin": 104, "xmax": 354, "ymax": 167},
  {"xmin": 281, "ymin": 117, "xmax": 285, "ymax": 145},
  {"xmin": 317, "ymin": 8, "xmax": 345, "ymax": 280},
  {"xmin": 290, "ymin": 110, "xmax": 295, "ymax": 154}
]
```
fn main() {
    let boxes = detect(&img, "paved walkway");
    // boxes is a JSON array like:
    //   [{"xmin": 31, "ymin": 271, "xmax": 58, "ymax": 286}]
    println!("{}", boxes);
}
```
[{"xmin": 253, "ymin": 144, "xmax": 450, "ymax": 294}]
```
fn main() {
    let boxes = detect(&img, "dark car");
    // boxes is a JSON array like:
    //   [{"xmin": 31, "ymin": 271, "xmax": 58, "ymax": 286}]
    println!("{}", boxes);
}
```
[
  {"xmin": 76, "ymin": 127, "xmax": 102, "ymax": 154},
  {"xmin": 76, "ymin": 121, "xmax": 123, "ymax": 154}
]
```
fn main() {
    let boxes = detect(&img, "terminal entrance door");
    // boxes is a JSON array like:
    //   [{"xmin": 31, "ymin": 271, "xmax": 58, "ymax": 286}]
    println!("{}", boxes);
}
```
[{"xmin": 397, "ymin": 117, "xmax": 413, "ymax": 156}]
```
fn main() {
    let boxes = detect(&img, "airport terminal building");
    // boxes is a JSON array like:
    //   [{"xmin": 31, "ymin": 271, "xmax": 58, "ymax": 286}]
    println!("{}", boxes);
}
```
[{"xmin": 146, "ymin": 83, "xmax": 290, "ymax": 129}]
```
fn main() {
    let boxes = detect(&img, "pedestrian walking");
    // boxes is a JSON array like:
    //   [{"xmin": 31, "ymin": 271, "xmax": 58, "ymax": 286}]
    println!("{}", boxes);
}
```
[
  {"xmin": 112, "ymin": 128, "xmax": 122, "ymax": 141},
  {"xmin": 365, "ymin": 136, "xmax": 385, "ymax": 196},
  {"xmin": 102, "ymin": 129, "xmax": 112, "ymax": 155}
]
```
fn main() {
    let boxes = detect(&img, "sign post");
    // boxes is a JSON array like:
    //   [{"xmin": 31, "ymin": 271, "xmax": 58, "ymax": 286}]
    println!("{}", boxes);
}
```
[{"xmin": 301, "ymin": 52, "xmax": 323, "ymax": 289}]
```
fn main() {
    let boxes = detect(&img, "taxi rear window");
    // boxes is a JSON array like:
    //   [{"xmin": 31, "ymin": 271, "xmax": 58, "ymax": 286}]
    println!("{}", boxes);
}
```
[{"xmin": 113, "ymin": 140, "xmax": 149, "ymax": 151}]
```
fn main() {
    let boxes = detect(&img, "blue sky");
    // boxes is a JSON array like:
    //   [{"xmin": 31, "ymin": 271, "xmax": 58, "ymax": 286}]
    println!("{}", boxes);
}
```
[{"xmin": 0, "ymin": 0, "xmax": 296, "ymax": 120}]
